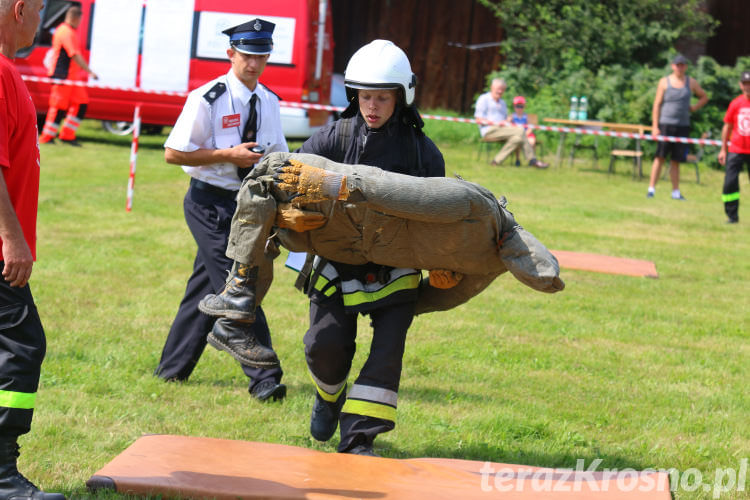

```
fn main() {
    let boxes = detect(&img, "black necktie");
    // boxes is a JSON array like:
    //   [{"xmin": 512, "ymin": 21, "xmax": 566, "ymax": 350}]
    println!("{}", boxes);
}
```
[{"xmin": 237, "ymin": 94, "xmax": 258, "ymax": 180}]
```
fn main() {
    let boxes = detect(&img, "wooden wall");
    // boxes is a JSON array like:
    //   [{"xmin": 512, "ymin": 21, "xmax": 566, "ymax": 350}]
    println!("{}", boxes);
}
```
[
  {"xmin": 329, "ymin": 0, "xmax": 504, "ymax": 113},
  {"xmin": 705, "ymin": 0, "xmax": 750, "ymax": 67}
]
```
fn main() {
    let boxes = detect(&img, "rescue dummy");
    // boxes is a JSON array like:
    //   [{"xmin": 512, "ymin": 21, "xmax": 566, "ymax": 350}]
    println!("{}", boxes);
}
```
[{"xmin": 199, "ymin": 151, "xmax": 564, "ymax": 336}]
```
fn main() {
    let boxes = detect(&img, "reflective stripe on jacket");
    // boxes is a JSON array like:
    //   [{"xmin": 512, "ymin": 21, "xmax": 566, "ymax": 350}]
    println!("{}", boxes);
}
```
[{"xmin": 309, "ymin": 257, "xmax": 421, "ymax": 313}]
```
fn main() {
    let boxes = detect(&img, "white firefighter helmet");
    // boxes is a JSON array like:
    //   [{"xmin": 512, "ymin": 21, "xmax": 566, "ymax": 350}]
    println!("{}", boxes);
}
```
[{"xmin": 344, "ymin": 39, "xmax": 417, "ymax": 106}]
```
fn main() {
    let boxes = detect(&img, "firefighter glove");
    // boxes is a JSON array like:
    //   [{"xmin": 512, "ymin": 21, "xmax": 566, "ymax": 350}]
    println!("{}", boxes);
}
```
[
  {"xmin": 273, "ymin": 159, "xmax": 350, "ymax": 204},
  {"xmin": 429, "ymin": 269, "xmax": 464, "ymax": 289},
  {"xmin": 275, "ymin": 203, "xmax": 327, "ymax": 231}
]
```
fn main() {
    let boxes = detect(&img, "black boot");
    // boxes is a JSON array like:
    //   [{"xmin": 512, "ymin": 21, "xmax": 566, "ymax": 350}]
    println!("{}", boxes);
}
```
[
  {"xmin": 206, "ymin": 318, "xmax": 280, "ymax": 368},
  {"xmin": 310, "ymin": 389, "xmax": 346, "ymax": 442},
  {"xmin": 0, "ymin": 439, "xmax": 66, "ymax": 500},
  {"xmin": 199, "ymin": 263, "xmax": 258, "ymax": 322}
]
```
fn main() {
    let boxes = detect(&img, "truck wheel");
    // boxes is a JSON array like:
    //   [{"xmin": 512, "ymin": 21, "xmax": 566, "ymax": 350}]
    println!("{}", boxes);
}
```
[
  {"xmin": 102, "ymin": 120, "xmax": 135, "ymax": 135},
  {"xmin": 142, "ymin": 125, "xmax": 164, "ymax": 135}
]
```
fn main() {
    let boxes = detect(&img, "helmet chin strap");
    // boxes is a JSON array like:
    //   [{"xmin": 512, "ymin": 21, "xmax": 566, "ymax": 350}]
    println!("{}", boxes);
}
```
[{"xmin": 340, "ymin": 99, "xmax": 359, "ymax": 119}]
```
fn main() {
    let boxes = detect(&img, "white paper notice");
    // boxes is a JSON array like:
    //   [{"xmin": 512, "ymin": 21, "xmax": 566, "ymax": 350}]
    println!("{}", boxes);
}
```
[
  {"xmin": 195, "ymin": 12, "xmax": 296, "ymax": 65},
  {"xmin": 141, "ymin": 0, "xmax": 195, "ymax": 91},
  {"xmin": 88, "ymin": 0, "xmax": 142, "ymax": 88}
]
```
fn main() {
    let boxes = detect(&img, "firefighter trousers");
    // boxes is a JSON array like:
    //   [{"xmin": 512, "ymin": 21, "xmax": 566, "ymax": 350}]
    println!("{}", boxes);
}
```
[
  {"xmin": 304, "ymin": 296, "xmax": 415, "ymax": 452},
  {"xmin": 722, "ymin": 152, "xmax": 750, "ymax": 222},
  {"xmin": 0, "ymin": 265, "xmax": 46, "ymax": 439}
]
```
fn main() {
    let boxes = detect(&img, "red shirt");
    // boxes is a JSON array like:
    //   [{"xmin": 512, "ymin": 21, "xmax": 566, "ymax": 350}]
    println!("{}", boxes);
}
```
[
  {"xmin": 0, "ymin": 54, "xmax": 40, "ymax": 261},
  {"xmin": 724, "ymin": 94, "xmax": 750, "ymax": 154}
]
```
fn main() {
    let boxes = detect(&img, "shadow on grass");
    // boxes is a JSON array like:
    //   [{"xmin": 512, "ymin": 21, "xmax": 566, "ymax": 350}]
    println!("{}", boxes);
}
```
[
  {"xmin": 401, "ymin": 385, "xmax": 493, "ymax": 405},
  {"xmin": 385, "ymin": 440, "xmax": 651, "ymax": 473}
]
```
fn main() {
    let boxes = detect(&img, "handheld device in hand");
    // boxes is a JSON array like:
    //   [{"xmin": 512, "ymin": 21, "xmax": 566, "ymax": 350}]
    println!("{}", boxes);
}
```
[{"xmin": 251, "ymin": 146, "xmax": 265, "ymax": 154}]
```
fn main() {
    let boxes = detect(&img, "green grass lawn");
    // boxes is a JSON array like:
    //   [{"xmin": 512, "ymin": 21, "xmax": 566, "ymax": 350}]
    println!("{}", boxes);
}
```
[{"xmin": 21, "ymin": 120, "xmax": 749, "ymax": 499}]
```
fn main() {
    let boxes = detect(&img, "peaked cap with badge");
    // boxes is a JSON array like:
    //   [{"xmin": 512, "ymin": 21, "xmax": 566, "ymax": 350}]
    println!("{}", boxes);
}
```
[{"xmin": 223, "ymin": 18, "xmax": 275, "ymax": 55}]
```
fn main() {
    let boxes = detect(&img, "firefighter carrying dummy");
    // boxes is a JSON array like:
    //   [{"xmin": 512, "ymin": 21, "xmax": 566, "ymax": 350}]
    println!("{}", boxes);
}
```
[{"xmin": 198, "ymin": 40, "xmax": 564, "ymax": 457}]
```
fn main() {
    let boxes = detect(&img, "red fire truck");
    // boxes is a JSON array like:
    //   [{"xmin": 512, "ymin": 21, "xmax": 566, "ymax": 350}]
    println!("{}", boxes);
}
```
[{"xmin": 15, "ymin": 0, "xmax": 335, "ymax": 138}]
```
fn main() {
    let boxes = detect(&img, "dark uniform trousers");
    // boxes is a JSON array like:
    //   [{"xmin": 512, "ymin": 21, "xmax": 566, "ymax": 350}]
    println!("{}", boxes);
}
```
[
  {"xmin": 304, "ymin": 295, "xmax": 414, "ymax": 452},
  {"xmin": 155, "ymin": 184, "xmax": 282, "ymax": 390},
  {"xmin": 723, "ymin": 152, "xmax": 750, "ymax": 221},
  {"xmin": 0, "ymin": 265, "xmax": 45, "ymax": 439}
]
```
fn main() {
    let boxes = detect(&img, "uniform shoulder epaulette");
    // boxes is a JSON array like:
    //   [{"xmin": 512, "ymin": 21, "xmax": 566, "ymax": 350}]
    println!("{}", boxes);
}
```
[
  {"xmin": 203, "ymin": 82, "xmax": 226, "ymax": 104},
  {"xmin": 259, "ymin": 82, "xmax": 282, "ymax": 101}
]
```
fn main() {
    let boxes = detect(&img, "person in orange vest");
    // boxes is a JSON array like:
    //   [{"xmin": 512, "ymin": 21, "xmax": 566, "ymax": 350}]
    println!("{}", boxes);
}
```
[{"xmin": 38, "ymin": 1, "xmax": 97, "ymax": 146}]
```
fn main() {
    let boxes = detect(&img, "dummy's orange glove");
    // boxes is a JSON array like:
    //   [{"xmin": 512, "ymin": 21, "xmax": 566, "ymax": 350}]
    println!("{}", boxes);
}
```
[
  {"xmin": 273, "ymin": 159, "xmax": 350, "ymax": 204},
  {"xmin": 275, "ymin": 203, "xmax": 327, "ymax": 232},
  {"xmin": 428, "ymin": 269, "xmax": 464, "ymax": 289}
]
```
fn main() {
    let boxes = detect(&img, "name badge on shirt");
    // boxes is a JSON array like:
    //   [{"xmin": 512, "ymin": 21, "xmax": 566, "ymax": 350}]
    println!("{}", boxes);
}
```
[{"xmin": 222, "ymin": 114, "xmax": 241, "ymax": 128}]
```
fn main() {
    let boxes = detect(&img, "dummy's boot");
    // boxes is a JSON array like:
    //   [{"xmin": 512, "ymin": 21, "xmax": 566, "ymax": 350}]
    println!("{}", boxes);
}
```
[
  {"xmin": 199, "ymin": 263, "xmax": 258, "ymax": 322},
  {"xmin": 0, "ymin": 438, "xmax": 66, "ymax": 500},
  {"xmin": 496, "ymin": 197, "xmax": 565, "ymax": 294},
  {"xmin": 207, "ymin": 318, "xmax": 280, "ymax": 368}
]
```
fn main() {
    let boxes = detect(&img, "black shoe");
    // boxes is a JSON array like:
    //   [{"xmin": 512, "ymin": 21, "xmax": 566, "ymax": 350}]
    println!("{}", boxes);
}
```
[
  {"xmin": 206, "ymin": 318, "xmax": 279, "ymax": 368},
  {"xmin": 60, "ymin": 138, "xmax": 82, "ymax": 147},
  {"xmin": 199, "ymin": 264, "xmax": 257, "ymax": 321},
  {"xmin": 0, "ymin": 441, "xmax": 66, "ymax": 500},
  {"xmin": 343, "ymin": 444, "xmax": 380, "ymax": 457},
  {"xmin": 726, "ymin": 218, "xmax": 739, "ymax": 224},
  {"xmin": 0, "ymin": 472, "xmax": 66, "ymax": 500},
  {"xmin": 251, "ymin": 380, "xmax": 287, "ymax": 402},
  {"xmin": 310, "ymin": 390, "xmax": 346, "ymax": 442}
]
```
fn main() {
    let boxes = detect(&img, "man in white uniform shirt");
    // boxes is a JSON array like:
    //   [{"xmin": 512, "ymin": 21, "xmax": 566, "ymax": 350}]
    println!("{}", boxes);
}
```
[
  {"xmin": 475, "ymin": 78, "xmax": 548, "ymax": 168},
  {"xmin": 154, "ymin": 18, "xmax": 288, "ymax": 401}
]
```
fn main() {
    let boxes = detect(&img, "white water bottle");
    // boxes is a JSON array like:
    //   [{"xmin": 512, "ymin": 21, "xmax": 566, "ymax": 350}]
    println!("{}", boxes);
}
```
[
  {"xmin": 569, "ymin": 96, "xmax": 578, "ymax": 120},
  {"xmin": 578, "ymin": 96, "xmax": 588, "ymax": 121}
]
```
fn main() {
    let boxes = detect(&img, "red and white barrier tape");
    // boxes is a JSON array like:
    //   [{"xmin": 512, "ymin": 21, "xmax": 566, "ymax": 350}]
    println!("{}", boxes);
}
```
[
  {"xmin": 125, "ymin": 105, "xmax": 141, "ymax": 212},
  {"xmin": 22, "ymin": 75, "xmax": 190, "ymax": 97},
  {"xmin": 22, "ymin": 75, "xmax": 719, "ymax": 146}
]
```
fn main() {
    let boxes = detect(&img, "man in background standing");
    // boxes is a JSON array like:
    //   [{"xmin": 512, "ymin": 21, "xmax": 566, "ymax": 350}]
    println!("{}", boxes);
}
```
[
  {"xmin": 717, "ymin": 71, "xmax": 750, "ymax": 224},
  {"xmin": 38, "ymin": 1, "xmax": 97, "ymax": 147},
  {"xmin": 646, "ymin": 54, "xmax": 708, "ymax": 200},
  {"xmin": 0, "ymin": 0, "xmax": 67, "ymax": 498}
]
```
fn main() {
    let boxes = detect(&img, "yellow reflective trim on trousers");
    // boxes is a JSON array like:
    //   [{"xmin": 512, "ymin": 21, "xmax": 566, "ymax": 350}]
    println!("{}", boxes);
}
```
[
  {"xmin": 308, "ymin": 372, "xmax": 347, "ymax": 403},
  {"xmin": 722, "ymin": 192, "xmax": 740, "ymax": 202},
  {"xmin": 342, "ymin": 273, "xmax": 420, "ymax": 308},
  {"xmin": 343, "ymin": 399, "xmax": 396, "ymax": 422},
  {"xmin": 0, "ymin": 390, "xmax": 36, "ymax": 409},
  {"xmin": 311, "ymin": 275, "xmax": 337, "ymax": 297}
]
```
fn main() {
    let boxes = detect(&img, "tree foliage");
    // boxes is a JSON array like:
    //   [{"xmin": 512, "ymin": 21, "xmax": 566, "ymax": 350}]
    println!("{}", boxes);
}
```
[
  {"xmin": 476, "ymin": 0, "xmax": 717, "ymax": 76},
  {"xmin": 471, "ymin": 0, "xmax": 742, "ymax": 168}
]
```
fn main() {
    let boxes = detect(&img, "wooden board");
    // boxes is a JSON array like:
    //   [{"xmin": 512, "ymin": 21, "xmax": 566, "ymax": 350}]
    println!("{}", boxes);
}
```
[
  {"xmin": 86, "ymin": 435, "xmax": 672, "ymax": 499},
  {"xmin": 552, "ymin": 250, "xmax": 658, "ymax": 278}
]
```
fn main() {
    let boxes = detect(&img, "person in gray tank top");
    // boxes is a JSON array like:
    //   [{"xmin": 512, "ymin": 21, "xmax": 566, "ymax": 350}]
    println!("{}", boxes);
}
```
[{"xmin": 647, "ymin": 54, "xmax": 708, "ymax": 200}]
